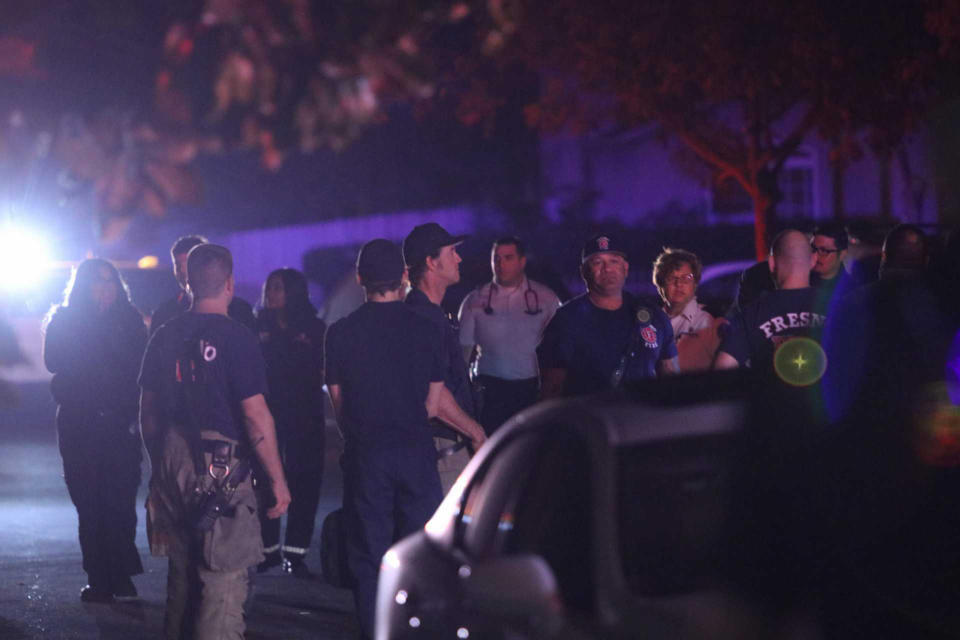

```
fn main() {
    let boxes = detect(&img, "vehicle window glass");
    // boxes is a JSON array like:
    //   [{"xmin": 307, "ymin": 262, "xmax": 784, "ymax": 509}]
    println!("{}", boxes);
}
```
[
  {"xmin": 500, "ymin": 428, "xmax": 594, "ymax": 614},
  {"xmin": 618, "ymin": 434, "xmax": 732, "ymax": 596},
  {"xmin": 457, "ymin": 432, "xmax": 540, "ymax": 558}
]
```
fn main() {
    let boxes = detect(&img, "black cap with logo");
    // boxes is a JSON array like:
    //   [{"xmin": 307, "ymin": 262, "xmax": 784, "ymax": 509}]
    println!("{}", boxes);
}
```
[
  {"xmin": 402, "ymin": 223, "xmax": 468, "ymax": 267},
  {"xmin": 581, "ymin": 233, "xmax": 628, "ymax": 263}
]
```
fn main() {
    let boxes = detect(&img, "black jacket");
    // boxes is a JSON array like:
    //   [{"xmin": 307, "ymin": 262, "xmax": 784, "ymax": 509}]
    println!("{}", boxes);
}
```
[
  {"xmin": 256, "ymin": 309, "xmax": 326, "ymax": 426},
  {"xmin": 44, "ymin": 304, "xmax": 147, "ymax": 418}
]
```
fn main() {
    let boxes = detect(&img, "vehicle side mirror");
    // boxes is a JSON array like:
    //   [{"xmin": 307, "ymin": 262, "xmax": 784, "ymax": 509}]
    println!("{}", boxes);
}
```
[{"xmin": 461, "ymin": 554, "xmax": 565, "ymax": 635}]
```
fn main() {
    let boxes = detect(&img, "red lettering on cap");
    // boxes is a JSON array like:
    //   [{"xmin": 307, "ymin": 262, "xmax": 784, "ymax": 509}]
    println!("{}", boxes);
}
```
[{"xmin": 597, "ymin": 236, "xmax": 610, "ymax": 251}]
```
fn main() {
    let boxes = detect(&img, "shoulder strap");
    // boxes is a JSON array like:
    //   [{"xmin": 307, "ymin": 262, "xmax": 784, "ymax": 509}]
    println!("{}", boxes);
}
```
[{"xmin": 609, "ymin": 300, "xmax": 656, "ymax": 389}]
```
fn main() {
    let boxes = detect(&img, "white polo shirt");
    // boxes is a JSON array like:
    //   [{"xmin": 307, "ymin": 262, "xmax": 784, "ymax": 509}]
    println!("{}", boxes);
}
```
[
  {"xmin": 458, "ymin": 277, "xmax": 560, "ymax": 380},
  {"xmin": 667, "ymin": 296, "xmax": 714, "ymax": 338}
]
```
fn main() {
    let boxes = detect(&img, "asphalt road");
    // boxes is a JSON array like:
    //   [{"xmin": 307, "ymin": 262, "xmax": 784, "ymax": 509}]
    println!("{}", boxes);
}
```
[{"xmin": 0, "ymin": 384, "xmax": 358, "ymax": 640}]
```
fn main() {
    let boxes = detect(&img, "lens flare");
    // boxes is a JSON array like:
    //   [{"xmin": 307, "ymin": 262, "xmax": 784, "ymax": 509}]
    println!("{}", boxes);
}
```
[{"xmin": 773, "ymin": 337, "xmax": 827, "ymax": 387}]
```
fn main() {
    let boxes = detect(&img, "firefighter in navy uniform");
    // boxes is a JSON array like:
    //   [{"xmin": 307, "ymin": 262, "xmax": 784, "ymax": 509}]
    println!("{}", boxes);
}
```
[
  {"xmin": 402, "ymin": 223, "xmax": 478, "ymax": 492},
  {"xmin": 714, "ymin": 229, "xmax": 825, "ymax": 379},
  {"xmin": 139, "ymin": 244, "xmax": 290, "ymax": 640},
  {"xmin": 539, "ymin": 233, "xmax": 679, "ymax": 399},
  {"xmin": 325, "ymin": 239, "xmax": 486, "ymax": 639}
]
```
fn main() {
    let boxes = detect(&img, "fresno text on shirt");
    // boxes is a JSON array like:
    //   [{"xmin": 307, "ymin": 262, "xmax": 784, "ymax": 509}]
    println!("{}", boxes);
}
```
[{"xmin": 759, "ymin": 311, "xmax": 826, "ymax": 339}]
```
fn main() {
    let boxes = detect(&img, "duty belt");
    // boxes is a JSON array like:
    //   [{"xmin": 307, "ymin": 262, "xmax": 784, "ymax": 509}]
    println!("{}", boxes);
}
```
[
  {"xmin": 431, "ymin": 419, "xmax": 469, "ymax": 459},
  {"xmin": 437, "ymin": 439, "xmax": 468, "ymax": 459}
]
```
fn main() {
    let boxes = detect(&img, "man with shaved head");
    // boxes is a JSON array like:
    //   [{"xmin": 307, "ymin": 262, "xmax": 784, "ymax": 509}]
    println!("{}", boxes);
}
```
[
  {"xmin": 714, "ymin": 229, "xmax": 826, "ymax": 375},
  {"xmin": 139, "ymin": 243, "xmax": 290, "ymax": 639}
]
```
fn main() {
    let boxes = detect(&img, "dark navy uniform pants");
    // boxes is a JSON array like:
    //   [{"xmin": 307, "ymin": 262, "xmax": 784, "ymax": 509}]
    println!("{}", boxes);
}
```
[
  {"xmin": 342, "ymin": 442, "xmax": 443, "ymax": 639},
  {"xmin": 57, "ymin": 406, "xmax": 143, "ymax": 593},
  {"xmin": 259, "ymin": 419, "xmax": 324, "ymax": 561},
  {"xmin": 477, "ymin": 375, "xmax": 539, "ymax": 435}
]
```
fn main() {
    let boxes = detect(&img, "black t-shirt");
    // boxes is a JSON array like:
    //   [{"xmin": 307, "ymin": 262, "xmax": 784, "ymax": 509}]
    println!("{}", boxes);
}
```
[
  {"xmin": 405, "ymin": 288, "xmax": 476, "ymax": 417},
  {"xmin": 720, "ymin": 288, "xmax": 826, "ymax": 373},
  {"xmin": 733, "ymin": 261, "xmax": 775, "ymax": 314},
  {"xmin": 139, "ymin": 312, "xmax": 268, "ymax": 440},
  {"xmin": 325, "ymin": 301, "xmax": 444, "ymax": 450},
  {"xmin": 151, "ymin": 292, "xmax": 257, "ymax": 335},
  {"xmin": 256, "ymin": 310, "xmax": 326, "ymax": 424},
  {"xmin": 537, "ymin": 292, "xmax": 678, "ymax": 397}
]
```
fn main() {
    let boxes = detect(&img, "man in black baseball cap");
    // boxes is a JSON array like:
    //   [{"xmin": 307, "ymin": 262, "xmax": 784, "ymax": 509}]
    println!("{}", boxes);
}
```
[
  {"xmin": 402, "ymin": 222, "xmax": 468, "ymax": 275},
  {"xmin": 402, "ymin": 222, "xmax": 475, "ymax": 493},
  {"xmin": 538, "ymin": 232, "xmax": 679, "ymax": 398},
  {"xmin": 325, "ymin": 238, "xmax": 485, "ymax": 638}
]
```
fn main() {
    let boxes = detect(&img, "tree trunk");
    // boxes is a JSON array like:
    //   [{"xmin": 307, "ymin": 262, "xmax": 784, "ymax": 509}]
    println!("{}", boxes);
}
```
[
  {"xmin": 753, "ymin": 192, "xmax": 771, "ymax": 261},
  {"xmin": 832, "ymin": 158, "xmax": 845, "ymax": 220},
  {"xmin": 897, "ymin": 146, "xmax": 926, "ymax": 221}
]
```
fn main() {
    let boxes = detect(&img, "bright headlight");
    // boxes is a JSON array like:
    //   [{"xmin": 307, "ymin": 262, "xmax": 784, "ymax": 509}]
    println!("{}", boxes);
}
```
[{"xmin": 0, "ymin": 224, "xmax": 52, "ymax": 292}]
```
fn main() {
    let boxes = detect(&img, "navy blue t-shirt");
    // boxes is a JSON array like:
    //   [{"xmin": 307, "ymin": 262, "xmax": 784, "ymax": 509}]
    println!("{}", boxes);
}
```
[
  {"xmin": 151, "ymin": 291, "xmax": 257, "ymax": 335},
  {"xmin": 139, "ymin": 312, "xmax": 268, "ymax": 440},
  {"xmin": 325, "ymin": 301, "xmax": 445, "ymax": 450},
  {"xmin": 538, "ymin": 293, "xmax": 677, "ymax": 397},
  {"xmin": 720, "ymin": 288, "xmax": 825, "ymax": 372}
]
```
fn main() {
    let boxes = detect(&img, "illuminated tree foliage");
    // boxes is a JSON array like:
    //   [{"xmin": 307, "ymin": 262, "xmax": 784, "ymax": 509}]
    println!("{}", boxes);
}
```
[
  {"xmin": 0, "ymin": 0, "xmax": 957, "ymax": 248},
  {"xmin": 496, "ymin": 0, "xmax": 956, "ymax": 258},
  {"xmin": 0, "ymin": 0, "xmax": 511, "ymax": 238}
]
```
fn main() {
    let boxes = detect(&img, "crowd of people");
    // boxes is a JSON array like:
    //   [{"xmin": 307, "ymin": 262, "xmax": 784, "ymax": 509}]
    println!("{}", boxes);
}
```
[{"xmin": 38, "ymin": 219, "xmax": 959, "ymax": 639}]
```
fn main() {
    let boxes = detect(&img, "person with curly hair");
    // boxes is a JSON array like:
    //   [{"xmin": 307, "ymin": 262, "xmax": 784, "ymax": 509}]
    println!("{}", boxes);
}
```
[{"xmin": 653, "ymin": 247, "xmax": 720, "ymax": 372}]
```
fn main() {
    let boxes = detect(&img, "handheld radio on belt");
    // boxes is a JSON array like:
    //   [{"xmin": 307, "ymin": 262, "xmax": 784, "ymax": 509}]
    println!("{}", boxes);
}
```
[{"xmin": 194, "ymin": 437, "xmax": 263, "ymax": 533}]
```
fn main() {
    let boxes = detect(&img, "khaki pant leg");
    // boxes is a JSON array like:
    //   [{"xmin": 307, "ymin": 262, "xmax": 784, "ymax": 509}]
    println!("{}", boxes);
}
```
[
  {"xmin": 434, "ymin": 438, "xmax": 471, "ymax": 495},
  {"xmin": 154, "ymin": 430, "xmax": 200, "ymax": 640},
  {"xmin": 164, "ymin": 549, "xmax": 191, "ymax": 640},
  {"xmin": 194, "ymin": 566, "xmax": 249, "ymax": 640}
]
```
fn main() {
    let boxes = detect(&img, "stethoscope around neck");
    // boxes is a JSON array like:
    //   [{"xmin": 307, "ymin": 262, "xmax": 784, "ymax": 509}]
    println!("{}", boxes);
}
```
[{"xmin": 483, "ymin": 279, "xmax": 542, "ymax": 315}]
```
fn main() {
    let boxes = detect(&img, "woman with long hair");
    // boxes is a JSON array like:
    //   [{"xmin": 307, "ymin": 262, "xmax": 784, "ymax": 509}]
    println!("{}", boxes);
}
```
[
  {"xmin": 255, "ymin": 268, "xmax": 326, "ymax": 577},
  {"xmin": 42, "ymin": 258, "xmax": 146, "ymax": 602}
]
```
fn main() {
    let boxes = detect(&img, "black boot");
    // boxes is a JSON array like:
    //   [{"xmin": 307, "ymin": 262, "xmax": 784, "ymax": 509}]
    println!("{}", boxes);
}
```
[
  {"xmin": 80, "ymin": 584, "xmax": 114, "ymax": 603},
  {"xmin": 257, "ymin": 550, "xmax": 283, "ymax": 573},
  {"xmin": 112, "ymin": 574, "xmax": 138, "ymax": 600},
  {"xmin": 282, "ymin": 556, "xmax": 315, "ymax": 579}
]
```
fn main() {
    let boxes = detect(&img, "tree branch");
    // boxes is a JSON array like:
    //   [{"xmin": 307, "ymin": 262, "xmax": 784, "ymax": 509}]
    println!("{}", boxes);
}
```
[
  {"xmin": 771, "ymin": 102, "xmax": 821, "ymax": 172},
  {"xmin": 655, "ymin": 108, "xmax": 749, "ymax": 191}
]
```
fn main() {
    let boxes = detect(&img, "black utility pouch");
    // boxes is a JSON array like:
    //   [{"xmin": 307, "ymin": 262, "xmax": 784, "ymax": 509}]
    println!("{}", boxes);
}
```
[{"xmin": 192, "ymin": 439, "xmax": 239, "ymax": 533}]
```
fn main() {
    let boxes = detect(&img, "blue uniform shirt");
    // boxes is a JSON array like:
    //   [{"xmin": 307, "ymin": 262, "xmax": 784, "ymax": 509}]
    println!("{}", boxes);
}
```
[{"xmin": 538, "ymin": 292, "xmax": 677, "ymax": 397}]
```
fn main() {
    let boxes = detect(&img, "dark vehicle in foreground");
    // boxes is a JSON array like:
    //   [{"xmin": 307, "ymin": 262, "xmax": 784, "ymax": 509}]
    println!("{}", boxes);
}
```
[{"xmin": 375, "ymin": 374, "xmax": 789, "ymax": 639}]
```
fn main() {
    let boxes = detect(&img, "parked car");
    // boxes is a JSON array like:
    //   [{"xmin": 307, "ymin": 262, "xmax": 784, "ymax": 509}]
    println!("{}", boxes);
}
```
[{"xmin": 376, "ymin": 374, "xmax": 780, "ymax": 639}]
